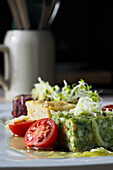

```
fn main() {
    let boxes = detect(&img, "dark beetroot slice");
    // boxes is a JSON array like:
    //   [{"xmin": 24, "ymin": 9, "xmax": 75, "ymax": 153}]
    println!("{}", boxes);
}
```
[{"xmin": 12, "ymin": 94, "xmax": 33, "ymax": 118}]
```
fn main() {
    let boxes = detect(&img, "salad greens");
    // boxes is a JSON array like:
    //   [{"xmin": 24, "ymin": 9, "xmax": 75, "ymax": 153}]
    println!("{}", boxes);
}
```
[
  {"xmin": 31, "ymin": 77, "xmax": 102, "ymax": 117},
  {"xmin": 51, "ymin": 96, "xmax": 102, "ymax": 117},
  {"xmin": 31, "ymin": 77, "xmax": 59, "ymax": 101},
  {"xmin": 31, "ymin": 77, "xmax": 100, "ymax": 103}
]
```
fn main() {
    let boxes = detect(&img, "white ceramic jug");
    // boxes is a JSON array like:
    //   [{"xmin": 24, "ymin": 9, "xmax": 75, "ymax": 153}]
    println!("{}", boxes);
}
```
[{"xmin": 0, "ymin": 30, "xmax": 55, "ymax": 100}]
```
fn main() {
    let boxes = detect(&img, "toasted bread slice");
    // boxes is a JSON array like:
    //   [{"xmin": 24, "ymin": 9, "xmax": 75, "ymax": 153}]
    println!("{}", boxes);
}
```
[{"xmin": 26, "ymin": 100, "xmax": 76, "ymax": 120}]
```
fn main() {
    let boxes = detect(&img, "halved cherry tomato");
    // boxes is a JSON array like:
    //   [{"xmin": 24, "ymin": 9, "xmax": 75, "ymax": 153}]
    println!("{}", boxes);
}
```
[
  {"xmin": 9, "ymin": 120, "xmax": 34, "ymax": 137},
  {"xmin": 102, "ymin": 104, "xmax": 113, "ymax": 112},
  {"xmin": 24, "ymin": 118, "xmax": 58, "ymax": 149}
]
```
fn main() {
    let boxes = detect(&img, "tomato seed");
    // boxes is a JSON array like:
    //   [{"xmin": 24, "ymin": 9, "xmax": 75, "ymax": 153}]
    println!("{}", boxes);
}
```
[
  {"xmin": 41, "ymin": 125, "xmax": 46, "ymax": 131},
  {"xmin": 37, "ymin": 136, "xmax": 43, "ymax": 142},
  {"xmin": 27, "ymin": 135, "xmax": 33, "ymax": 142},
  {"xmin": 46, "ymin": 125, "xmax": 51, "ymax": 129}
]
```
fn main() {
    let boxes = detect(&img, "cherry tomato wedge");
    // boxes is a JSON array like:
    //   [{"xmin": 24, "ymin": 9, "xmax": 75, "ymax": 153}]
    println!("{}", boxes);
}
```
[
  {"xmin": 9, "ymin": 120, "xmax": 34, "ymax": 136},
  {"xmin": 24, "ymin": 118, "xmax": 58, "ymax": 149},
  {"xmin": 102, "ymin": 104, "xmax": 113, "ymax": 112}
]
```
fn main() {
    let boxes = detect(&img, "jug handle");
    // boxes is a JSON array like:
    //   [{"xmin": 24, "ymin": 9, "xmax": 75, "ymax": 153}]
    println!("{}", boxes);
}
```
[{"xmin": 0, "ymin": 45, "xmax": 10, "ymax": 91}]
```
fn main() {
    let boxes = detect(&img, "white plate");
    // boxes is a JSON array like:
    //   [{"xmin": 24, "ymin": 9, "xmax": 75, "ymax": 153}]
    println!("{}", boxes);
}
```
[{"xmin": 1, "ymin": 100, "xmax": 113, "ymax": 169}]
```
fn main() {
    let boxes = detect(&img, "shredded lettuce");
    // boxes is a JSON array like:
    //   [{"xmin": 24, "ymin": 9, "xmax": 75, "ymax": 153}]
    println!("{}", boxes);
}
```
[
  {"xmin": 31, "ymin": 78, "xmax": 102, "ymax": 117},
  {"xmin": 31, "ymin": 78, "xmax": 100, "ymax": 103},
  {"xmin": 70, "ymin": 97, "xmax": 102, "ymax": 116},
  {"xmin": 51, "ymin": 97, "xmax": 102, "ymax": 117},
  {"xmin": 31, "ymin": 77, "xmax": 60, "ymax": 100}
]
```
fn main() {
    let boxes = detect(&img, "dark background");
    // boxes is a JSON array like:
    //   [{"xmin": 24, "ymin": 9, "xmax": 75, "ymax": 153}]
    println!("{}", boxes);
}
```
[{"xmin": 0, "ymin": 0, "xmax": 113, "ymax": 92}]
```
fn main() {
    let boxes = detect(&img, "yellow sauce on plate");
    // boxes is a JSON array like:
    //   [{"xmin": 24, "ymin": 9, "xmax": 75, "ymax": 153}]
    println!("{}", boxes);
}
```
[{"xmin": 9, "ymin": 136, "xmax": 113, "ymax": 159}]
